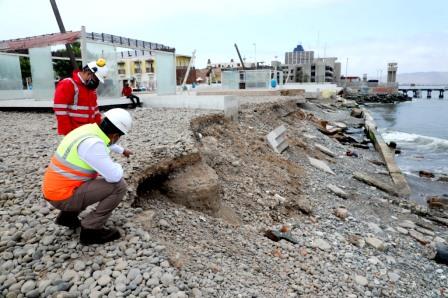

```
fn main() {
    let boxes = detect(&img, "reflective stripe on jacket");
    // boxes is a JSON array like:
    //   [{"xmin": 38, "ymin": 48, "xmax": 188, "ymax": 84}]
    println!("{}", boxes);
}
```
[
  {"xmin": 53, "ymin": 70, "xmax": 102, "ymax": 135},
  {"xmin": 42, "ymin": 123, "xmax": 110, "ymax": 201}
]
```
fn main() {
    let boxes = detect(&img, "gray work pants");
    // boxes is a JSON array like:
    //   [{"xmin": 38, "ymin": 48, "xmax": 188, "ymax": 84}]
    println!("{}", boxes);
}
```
[{"xmin": 48, "ymin": 178, "xmax": 127, "ymax": 229}]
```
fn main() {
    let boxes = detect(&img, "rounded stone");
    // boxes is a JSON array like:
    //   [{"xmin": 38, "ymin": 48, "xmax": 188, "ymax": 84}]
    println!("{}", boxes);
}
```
[
  {"xmin": 354, "ymin": 275, "xmax": 368, "ymax": 287},
  {"xmin": 161, "ymin": 273, "xmax": 174, "ymax": 285},
  {"xmin": 73, "ymin": 260, "xmax": 86, "ymax": 271},
  {"xmin": 21, "ymin": 280, "xmax": 36, "ymax": 293},
  {"xmin": 97, "ymin": 275, "xmax": 111, "ymax": 286}
]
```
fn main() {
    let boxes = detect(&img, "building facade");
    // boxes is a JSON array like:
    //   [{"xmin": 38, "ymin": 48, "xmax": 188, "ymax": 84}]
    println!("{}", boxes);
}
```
[
  {"xmin": 281, "ymin": 44, "xmax": 341, "ymax": 84},
  {"xmin": 117, "ymin": 51, "xmax": 155, "ymax": 90},
  {"xmin": 175, "ymin": 54, "xmax": 196, "ymax": 85}
]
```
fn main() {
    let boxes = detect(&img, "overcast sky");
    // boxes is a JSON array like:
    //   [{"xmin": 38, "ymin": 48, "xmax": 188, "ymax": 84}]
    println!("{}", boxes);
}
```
[{"xmin": 1, "ymin": 0, "xmax": 447, "ymax": 77}]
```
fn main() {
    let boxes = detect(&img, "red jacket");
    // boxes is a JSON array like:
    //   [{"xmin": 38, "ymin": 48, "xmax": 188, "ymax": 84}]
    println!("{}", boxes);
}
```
[
  {"xmin": 122, "ymin": 86, "xmax": 133, "ymax": 97},
  {"xmin": 53, "ymin": 70, "xmax": 101, "ymax": 135}
]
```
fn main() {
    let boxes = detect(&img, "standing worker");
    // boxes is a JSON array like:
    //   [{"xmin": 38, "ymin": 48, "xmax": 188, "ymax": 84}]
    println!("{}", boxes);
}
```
[
  {"xmin": 42, "ymin": 108, "xmax": 133, "ymax": 245},
  {"xmin": 53, "ymin": 58, "xmax": 108, "ymax": 136},
  {"xmin": 121, "ymin": 82, "xmax": 141, "ymax": 108}
]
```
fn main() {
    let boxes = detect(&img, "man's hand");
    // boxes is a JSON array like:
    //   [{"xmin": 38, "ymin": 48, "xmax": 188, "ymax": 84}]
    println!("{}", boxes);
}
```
[{"xmin": 123, "ymin": 149, "xmax": 133, "ymax": 158}]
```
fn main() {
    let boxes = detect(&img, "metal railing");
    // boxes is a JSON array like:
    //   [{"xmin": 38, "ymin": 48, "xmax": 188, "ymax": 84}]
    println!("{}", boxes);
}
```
[{"xmin": 86, "ymin": 32, "xmax": 175, "ymax": 53}]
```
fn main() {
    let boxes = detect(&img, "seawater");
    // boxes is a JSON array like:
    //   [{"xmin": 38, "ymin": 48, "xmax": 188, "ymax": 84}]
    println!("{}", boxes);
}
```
[{"xmin": 366, "ymin": 95, "xmax": 448, "ymax": 205}]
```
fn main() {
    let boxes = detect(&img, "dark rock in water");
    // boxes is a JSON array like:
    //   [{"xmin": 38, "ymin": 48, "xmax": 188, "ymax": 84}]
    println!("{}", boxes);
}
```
[
  {"xmin": 419, "ymin": 170, "xmax": 435, "ymax": 179},
  {"xmin": 437, "ymin": 175, "xmax": 448, "ymax": 183},
  {"xmin": 345, "ymin": 93, "xmax": 411, "ymax": 104},
  {"xmin": 427, "ymin": 196, "xmax": 448, "ymax": 209},
  {"xmin": 388, "ymin": 141, "xmax": 397, "ymax": 149},
  {"xmin": 350, "ymin": 108, "xmax": 364, "ymax": 118}
]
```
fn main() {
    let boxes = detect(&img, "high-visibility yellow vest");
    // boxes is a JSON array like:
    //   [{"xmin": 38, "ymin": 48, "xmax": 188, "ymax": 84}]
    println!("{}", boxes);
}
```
[{"xmin": 42, "ymin": 123, "xmax": 110, "ymax": 201}]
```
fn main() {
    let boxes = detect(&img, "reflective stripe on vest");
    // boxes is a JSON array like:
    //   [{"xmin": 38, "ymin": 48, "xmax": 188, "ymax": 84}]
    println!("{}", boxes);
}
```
[
  {"xmin": 66, "ymin": 78, "xmax": 79, "ymax": 108},
  {"xmin": 54, "ymin": 104, "xmax": 93, "ymax": 111},
  {"xmin": 42, "ymin": 124, "xmax": 110, "ymax": 201},
  {"xmin": 54, "ymin": 111, "xmax": 89, "ymax": 118},
  {"xmin": 48, "ymin": 163, "xmax": 92, "ymax": 182}
]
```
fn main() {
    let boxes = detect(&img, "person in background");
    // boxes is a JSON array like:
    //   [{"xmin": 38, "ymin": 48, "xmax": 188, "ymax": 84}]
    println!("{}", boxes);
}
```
[
  {"xmin": 42, "ymin": 108, "xmax": 133, "ymax": 245},
  {"xmin": 121, "ymin": 82, "xmax": 141, "ymax": 108}
]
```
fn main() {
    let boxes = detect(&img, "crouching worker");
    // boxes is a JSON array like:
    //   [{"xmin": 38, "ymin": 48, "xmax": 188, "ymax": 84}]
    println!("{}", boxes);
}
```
[{"xmin": 41, "ymin": 108, "xmax": 133, "ymax": 245}]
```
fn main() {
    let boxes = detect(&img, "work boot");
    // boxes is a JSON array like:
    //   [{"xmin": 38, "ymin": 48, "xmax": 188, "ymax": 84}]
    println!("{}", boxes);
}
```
[
  {"xmin": 55, "ymin": 211, "xmax": 80, "ymax": 229},
  {"xmin": 80, "ymin": 227, "xmax": 121, "ymax": 245}
]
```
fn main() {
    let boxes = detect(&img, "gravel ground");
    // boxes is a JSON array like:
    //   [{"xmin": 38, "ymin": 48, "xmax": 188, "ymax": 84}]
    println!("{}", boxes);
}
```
[{"xmin": 0, "ymin": 99, "xmax": 447, "ymax": 298}]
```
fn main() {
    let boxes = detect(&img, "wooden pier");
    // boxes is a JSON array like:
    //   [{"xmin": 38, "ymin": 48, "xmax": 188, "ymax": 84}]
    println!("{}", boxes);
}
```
[{"xmin": 399, "ymin": 85, "xmax": 448, "ymax": 99}]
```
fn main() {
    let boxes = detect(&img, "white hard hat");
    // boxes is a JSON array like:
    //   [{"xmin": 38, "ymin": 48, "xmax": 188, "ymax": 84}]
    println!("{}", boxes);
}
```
[
  {"xmin": 104, "ymin": 108, "xmax": 132, "ymax": 135},
  {"xmin": 86, "ymin": 58, "xmax": 108, "ymax": 83}
]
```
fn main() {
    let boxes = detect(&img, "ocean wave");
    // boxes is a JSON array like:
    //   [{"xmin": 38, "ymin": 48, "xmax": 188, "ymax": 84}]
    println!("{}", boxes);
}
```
[{"xmin": 381, "ymin": 130, "xmax": 448, "ymax": 152}]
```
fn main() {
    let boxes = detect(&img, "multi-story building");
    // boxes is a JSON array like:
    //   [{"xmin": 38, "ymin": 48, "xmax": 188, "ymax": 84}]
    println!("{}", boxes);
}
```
[
  {"xmin": 284, "ymin": 44, "xmax": 314, "ymax": 65},
  {"xmin": 117, "ymin": 51, "xmax": 155, "ymax": 90},
  {"xmin": 282, "ymin": 44, "xmax": 341, "ymax": 84},
  {"xmin": 116, "ymin": 52, "xmax": 196, "ymax": 89}
]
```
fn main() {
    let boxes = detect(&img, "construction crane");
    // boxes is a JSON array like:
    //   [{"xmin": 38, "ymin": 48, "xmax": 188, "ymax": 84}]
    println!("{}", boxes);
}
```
[
  {"xmin": 234, "ymin": 43, "xmax": 246, "ymax": 70},
  {"xmin": 49, "ymin": 0, "xmax": 78, "ymax": 70}
]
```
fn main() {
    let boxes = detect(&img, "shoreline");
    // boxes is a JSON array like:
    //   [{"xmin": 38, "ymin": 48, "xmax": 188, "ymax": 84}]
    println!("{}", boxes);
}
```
[{"xmin": 363, "ymin": 100, "xmax": 448, "ymax": 206}]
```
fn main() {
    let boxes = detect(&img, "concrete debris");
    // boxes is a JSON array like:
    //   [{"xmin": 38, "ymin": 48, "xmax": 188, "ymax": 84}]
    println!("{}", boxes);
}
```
[
  {"xmin": 308, "ymin": 156, "xmax": 335, "ymax": 175},
  {"xmin": 315, "ymin": 143, "xmax": 336, "ymax": 158},
  {"xmin": 327, "ymin": 184, "xmax": 350, "ymax": 199},
  {"xmin": 353, "ymin": 172, "xmax": 400, "ymax": 197},
  {"xmin": 366, "ymin": 237, "xmax": 386, "ymax": 251},
  {"xmin": 408, "ymin": 229, "xmax": 432, "ymax": 245},
  {"xmin": 399, "ymin": 220, "xmax": 416, "ymax": 229},
  {"xmin": 266, "ymin": 125, "xmax": 289, "ymax": 153},
  {"xmin": 396, "ymin": 226, "xmax": 409, "ymax": 235}
]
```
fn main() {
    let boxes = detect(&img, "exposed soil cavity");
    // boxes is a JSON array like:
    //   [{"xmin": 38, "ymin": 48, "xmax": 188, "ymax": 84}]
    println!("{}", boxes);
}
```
[{"xmin": 134, "ymin": 152, "xmax": 236, "ymax": 220}]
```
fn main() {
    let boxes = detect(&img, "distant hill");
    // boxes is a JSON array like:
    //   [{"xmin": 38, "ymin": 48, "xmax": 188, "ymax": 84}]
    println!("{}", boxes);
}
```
[{"xmin": 397, "ymin": 72, "xmax": 448, "ymax": 85}]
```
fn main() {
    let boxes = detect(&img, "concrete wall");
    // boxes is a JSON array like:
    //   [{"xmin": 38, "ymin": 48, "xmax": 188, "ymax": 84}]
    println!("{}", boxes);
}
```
[{"xmin": 142, "ymin": 94, "xmax": 229, "ymax": 110}]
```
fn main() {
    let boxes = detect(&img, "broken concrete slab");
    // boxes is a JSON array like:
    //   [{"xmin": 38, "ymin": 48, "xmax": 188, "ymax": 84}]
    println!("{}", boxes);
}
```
[
  {"xmin": 409, "ymin": 229, "xmax": 432, "ymax": 245},
  {"xmin": 366, "ymin": 236, "xmax": 386, "ymax": 251},
  {"xmin": 266, "ymin": 125, "xmax": 289, "ymax": 154},
  {"xmin": 398, "ymin": 220, "xmax": 416, "ymax": 229},
  {"xmin": 363, "ymin": 109, "xmax": 411, "ymax": 197},
  {"xmin": 315, "ymin": 143, "xmax": 336, "ymax": 158},
  {"xmin": 224, "ymin": 96, "xmax": 239, "ymax": 121},
  {"xmin": 308, "ymin": 156, "xmax": 335, "ymax": 175},
  {"xmin": 353, "ymin": 172, "xmax": 400, "ymax": 197},
  {"xmin": 327, "ymin": 184, "xmax": 350, "ymax": 199}
]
